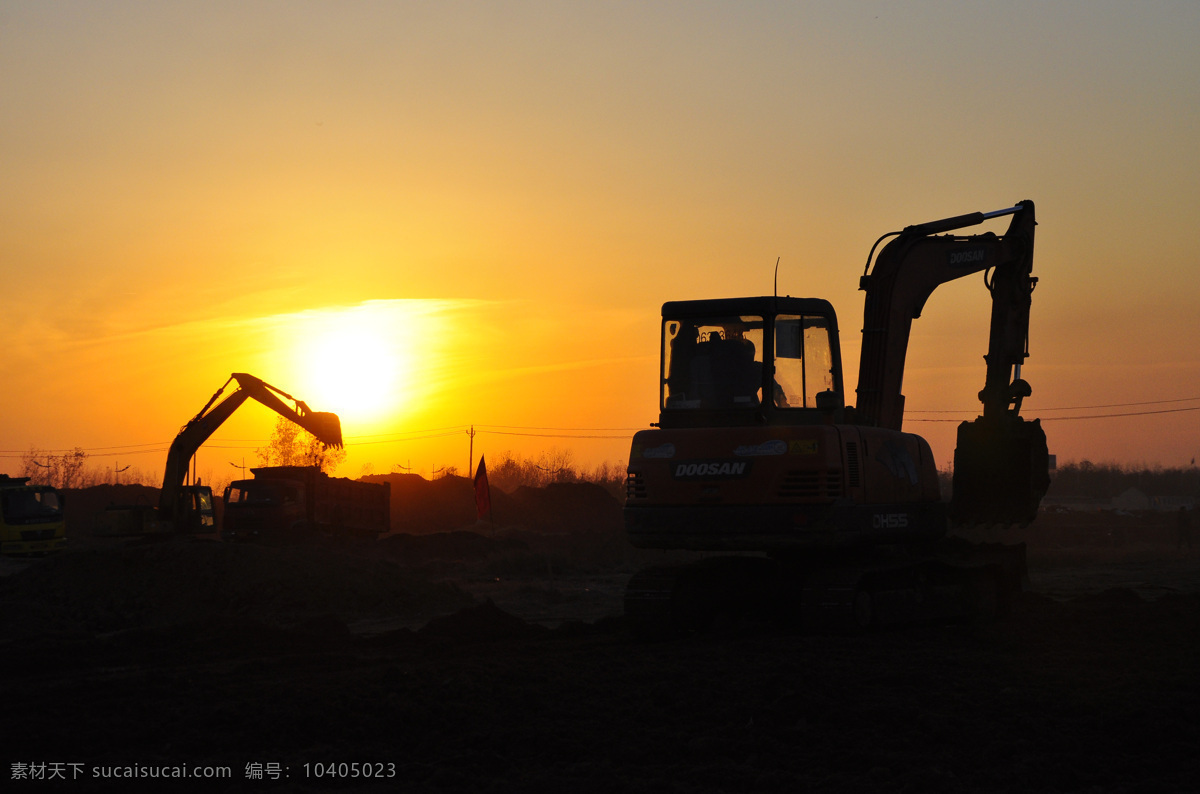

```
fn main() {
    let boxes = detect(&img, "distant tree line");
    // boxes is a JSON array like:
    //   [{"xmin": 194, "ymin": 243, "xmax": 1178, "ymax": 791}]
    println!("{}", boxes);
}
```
[
  {"xmin": 484, "ymin": 448, "xmax": 626, "ymax": 500},
  {"xmin": 935, "ymin": 460, "xmax": 1200, "ymax": 503},
  {"xmin": 16, "ymin": 418, "xmax": 348, "ymax": 493},
  {"xmin": 19, "ymin": 447, "xmax": 89, "ymax": 489},
  {"xmin": 1045, "ymin": 461, "xmax": 1200, "ymax": 500},
  {"xmin": 18, "ymin": 438, "xmax": 1196, "ymax": 506},
  {"xmin": 13, "ymin": 439, "xmax": 628, "ymax": 501},
  {"xmin": 18, "ymin": 447, "xmax": 159, "ymax": 489}
]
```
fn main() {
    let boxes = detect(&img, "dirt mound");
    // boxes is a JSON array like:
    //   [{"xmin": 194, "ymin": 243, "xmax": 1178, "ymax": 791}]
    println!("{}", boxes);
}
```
[
  {"xmin": 362, "ymin": 473, "xmax": 485, "ymax": 533},
  {"xmin": 508, "ymin": 481, "xmax": 623, "ymax": 535},
  {"xmin": 379, "ymin": 530, "xmax": 527, "ymax": 563},
  {"xmin": 361, "ymin": 474, "xmax": 623, "ymax": 537},
  {"xmin": 0, "ymin": 539, "xmax": 472, "ymax": 637},
  {"xmin": 1071, "ymin": 586, "xmax": 1145, "ymax": 608},
  {"xmin": 62, "ymin": 483, "xmax": 161, "ymax": 537},
  {"xmin": 418, "ymin": 599, "xmax": 546, "ymax": 643}
]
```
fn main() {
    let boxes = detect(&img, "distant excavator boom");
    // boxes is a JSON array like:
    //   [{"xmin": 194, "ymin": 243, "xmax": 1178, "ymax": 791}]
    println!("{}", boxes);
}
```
[{"xmin": 158, "ymin": 373, "xmax": 343, "ymax": 528}]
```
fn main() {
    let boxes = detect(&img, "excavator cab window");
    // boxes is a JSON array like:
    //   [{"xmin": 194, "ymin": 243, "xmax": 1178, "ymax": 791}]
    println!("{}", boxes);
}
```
[
  {"xmin": 662, "ymin": 315, "xmax": 764, "ymax": 411},
  {"xmin": 773, "ymin": 315, "xmax": 836, "ymax": 409}
]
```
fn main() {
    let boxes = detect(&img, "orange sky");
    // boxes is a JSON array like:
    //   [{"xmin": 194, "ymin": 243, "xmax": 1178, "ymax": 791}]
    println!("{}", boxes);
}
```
[{"xmin": 2, "ymin": 2, "xmax": 1198, "ymax": 486}]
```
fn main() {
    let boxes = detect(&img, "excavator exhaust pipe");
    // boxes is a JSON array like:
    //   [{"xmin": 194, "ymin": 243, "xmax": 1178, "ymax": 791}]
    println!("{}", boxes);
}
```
[{"xmin": 951, "ymin": 415, "xmax": 1050, "ymax": 527}]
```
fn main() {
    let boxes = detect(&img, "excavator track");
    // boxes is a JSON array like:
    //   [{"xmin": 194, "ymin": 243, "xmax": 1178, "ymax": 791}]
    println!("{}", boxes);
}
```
[
  {"xmin": 625, "ymin": 557, "xmax": 785, "ymax": 638},
  {"xmin": 624, "ymin": 542, "xmax": 1024, "ymax": 639}
]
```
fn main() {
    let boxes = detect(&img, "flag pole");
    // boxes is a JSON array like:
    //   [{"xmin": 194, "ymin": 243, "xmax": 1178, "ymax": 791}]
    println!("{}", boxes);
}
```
[{"xmin": 474, "ymin": 455, "xmax": 494, "ymax": 536}]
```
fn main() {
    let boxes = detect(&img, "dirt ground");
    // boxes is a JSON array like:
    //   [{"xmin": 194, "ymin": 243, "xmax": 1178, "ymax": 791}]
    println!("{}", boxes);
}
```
[{"xmin": 3, "ymin": 490, "xmax": 1198, "ymax": 792}]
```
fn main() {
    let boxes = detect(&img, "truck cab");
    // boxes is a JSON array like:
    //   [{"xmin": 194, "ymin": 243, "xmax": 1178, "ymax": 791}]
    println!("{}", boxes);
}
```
[
  {"xmin": 0, "ymin": 475, "xmax": 67, "ymax": 555},
  {"xmin": 222, "ymin": 478, "xmax": 309, "ymax": 543}
]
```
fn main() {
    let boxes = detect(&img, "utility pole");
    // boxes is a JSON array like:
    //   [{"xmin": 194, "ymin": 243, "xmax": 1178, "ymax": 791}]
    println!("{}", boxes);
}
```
[
  {"xmin": 113, "ymin": 462, "xmax": 130, "ymax": 484},
  {"xmin": 229, "ymin": 458, "xmax": 247, "ymax": 479},
  {"xmin": 466, "ymin": 426, "xmax": 476, "ymax": 476},
  {"xmin": 33, "ymin": 458, "xmax": 51, "ymax": 487}
]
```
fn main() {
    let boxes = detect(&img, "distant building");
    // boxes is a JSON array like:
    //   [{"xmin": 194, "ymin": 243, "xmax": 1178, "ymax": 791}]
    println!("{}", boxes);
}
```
[
  {"xmin": 1041, "ymin": 496, "xmax": 1107, "ymax": 513},
  {"xmin": 1111, "ymin": 488, "xmax": 1151, "ymax": 512},
  {"xmin": 1152, "ymin": 495, "xmax": 1196, "ymax": 512}
]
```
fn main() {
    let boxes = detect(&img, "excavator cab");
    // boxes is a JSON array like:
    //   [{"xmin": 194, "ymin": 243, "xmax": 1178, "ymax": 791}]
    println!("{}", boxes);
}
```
[
  {"xmin": 663, "ymin": 315, "xmax": 765, "ymax": 412},
  {"xmin": 658, "ymin": 297, "xmax": 846, "ymax": 430},
  {"xmin": 173, "ymin": 485, "xmax": 216, "ymax": 533}
]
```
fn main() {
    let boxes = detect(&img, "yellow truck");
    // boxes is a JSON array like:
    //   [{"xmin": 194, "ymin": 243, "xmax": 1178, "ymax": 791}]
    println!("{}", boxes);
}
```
[{"xmin": 0, "ymin": 474, "xmax": 66, "ymax": 555}]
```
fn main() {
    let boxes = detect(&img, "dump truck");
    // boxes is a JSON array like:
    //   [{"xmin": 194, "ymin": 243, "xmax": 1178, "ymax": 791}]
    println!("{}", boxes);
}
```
[
  {"xmin": 0, "ymin": 474, "xmax": 66, "ymax": 555},
  {"xmin": 99, "ymin": 373, "xmax": 343, "ymax": 536},
  {"xmin": 624, "ymin": 200, "xmax": 1050, "ymax": 634},
  {"xmin": 221, "ymin": 466, "xmax": 389, "ymax": 543}
]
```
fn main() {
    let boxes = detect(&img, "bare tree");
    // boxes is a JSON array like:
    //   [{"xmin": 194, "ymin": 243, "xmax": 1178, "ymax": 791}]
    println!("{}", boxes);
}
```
[
  {"xmin": 256, "ymin": 417, "xmax": 346, "ymax": 474},
  {"xmin": 484, "ymin": 449, "xmax": 624, "ymax": 498},
  {"xmin": 20, "ymin": 447, "xmax": 88, "ymax": 489},
  {"xmin": 536, "ymin": 447, "xmax": 579, "ymax": 484}
]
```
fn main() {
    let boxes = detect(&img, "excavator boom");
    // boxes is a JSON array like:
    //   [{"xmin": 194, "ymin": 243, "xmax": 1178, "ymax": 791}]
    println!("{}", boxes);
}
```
[
  {"xmin": 856, "ymin": 201, "xmax": 1036, "ymax": 429},
  {"xmin": 855, "ymin": 200, "xmax": 1048, "ymax": 525}
]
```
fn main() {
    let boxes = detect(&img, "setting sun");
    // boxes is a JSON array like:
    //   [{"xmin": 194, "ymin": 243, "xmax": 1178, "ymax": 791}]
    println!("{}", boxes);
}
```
[
  {"xmin": 306, "ymin": 327, "xmax": 402, "ymax": 422},
  {"xmin": 282, "ymin": 303, "xmax": 423, "ymax": 427}
]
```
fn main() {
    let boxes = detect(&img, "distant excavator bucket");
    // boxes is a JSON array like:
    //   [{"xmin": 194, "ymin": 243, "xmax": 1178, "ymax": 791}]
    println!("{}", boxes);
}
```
[
  {"xmin": 306, "ymin": 411, "xmax": 344, "ymax": 449},
  {"xmin": 951, "ymin": 415, "xmax": 1050, "ymax": 527}
]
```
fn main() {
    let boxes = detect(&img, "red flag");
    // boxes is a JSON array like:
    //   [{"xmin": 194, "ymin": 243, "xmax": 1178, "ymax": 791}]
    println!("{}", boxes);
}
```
[{"xmin": 474, "ymin": 456, "xmax": 491, "ymax": 520}]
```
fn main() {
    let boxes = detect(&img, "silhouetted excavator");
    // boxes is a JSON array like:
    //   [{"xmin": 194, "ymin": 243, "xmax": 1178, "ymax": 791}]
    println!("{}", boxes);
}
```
[
  {"xmin": 624, "ymin": 200, "xmax": 1050, "ymax": 634},
  {"xmin": 100, "ymin": 373, "xmax": 343, "ymax": 536}
]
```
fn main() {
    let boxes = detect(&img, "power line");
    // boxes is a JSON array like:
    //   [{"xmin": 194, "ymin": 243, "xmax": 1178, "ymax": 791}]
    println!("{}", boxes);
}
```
[
  {"xmin": 8, "ymin": 395, "xmax": 1193, "ymax": 457},
  {"xmin": 0, "ymin": 447, "xmax": 169, "ymax": 459},
  {"xmin": 481, "ymin": 430, "xmax": 634, "ymax": 439},
  {"xmin": 345, "ymin": 430, "xmax": 469, "ymax": 446},
  {"xmin": 476, "ymin": 424, "xmax": 646, "ymax": 432},
  {"xmin": 1040, "ymin": 405, "xmax": 1200, "ymax": 421},
  {"xmin": 343, "ymin": 424, "xmax": 471, "ymax": 440},
  {"xmin": 908, "ymin": 405, "xmax": 1200, "ymax": 422},
  {"xmin": 908, "ymin": 395, "xmax": 1200, "ymax": 414}
]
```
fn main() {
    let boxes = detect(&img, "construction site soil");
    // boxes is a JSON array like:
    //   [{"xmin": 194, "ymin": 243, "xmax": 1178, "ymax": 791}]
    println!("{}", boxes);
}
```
[{"xmin": 3, "ymin": 480, "xmax": 1198, "ymax": 792}]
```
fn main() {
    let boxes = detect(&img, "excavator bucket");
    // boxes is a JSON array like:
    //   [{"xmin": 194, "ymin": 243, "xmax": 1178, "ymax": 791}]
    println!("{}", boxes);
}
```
[
  {"xmin": 951, "ymin": 415, "xmax": 1050, "ymax": 527},
  {"xmin": 305, "ymin": 411, "xmax": 344, "ymax": 448}
]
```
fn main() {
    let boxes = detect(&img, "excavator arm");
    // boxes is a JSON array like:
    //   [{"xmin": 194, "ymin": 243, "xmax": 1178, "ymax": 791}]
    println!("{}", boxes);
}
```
[
  {"xmin": 855, "ymin": 200, "xmax": 1037, "ymax": 429},
  {"xmin": 158, "ymin": 373, "xmax": 343, "ymax": 527},
  {"xmin": 855, "ymin": 201, "xmax": 1049, "ymax": 525}
]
